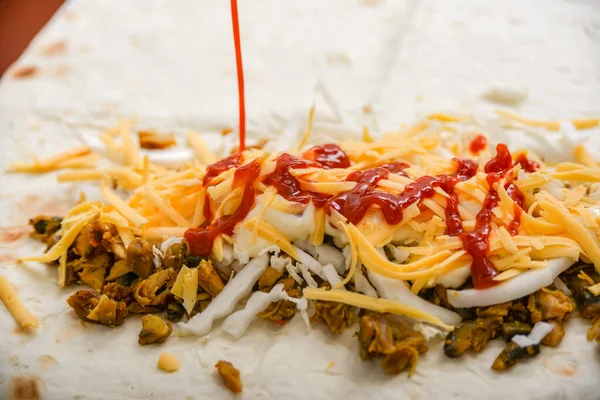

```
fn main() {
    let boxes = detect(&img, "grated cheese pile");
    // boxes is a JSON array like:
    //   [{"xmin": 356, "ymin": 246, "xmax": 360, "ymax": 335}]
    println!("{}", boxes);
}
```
[{"xmin": 10, "ymin": 111, "xmax": 600, "ymax": 334}]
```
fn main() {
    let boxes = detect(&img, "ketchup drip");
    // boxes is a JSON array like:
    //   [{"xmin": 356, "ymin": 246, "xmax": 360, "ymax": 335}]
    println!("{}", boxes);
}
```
[
  {"xmin": 515, "ymin": 154, "xmax": 540, "ymax": 173},
  {"xmin": 185, "ymin": 160, "xmax": 261, "ymax": 256},
  {"xmin": 230, "ymin": 0, "xmax": 246, "ymax": 152},
  {"xmin": 303, "ymin": 144, "xmax": 351, "ymax": 169},
  {"xmin": 484, "ymin": 143, "xmax": 513, "ymax": 174},
  {"xmin": 436, "ymin": 159, "xmax": 479, "ymax": 237},
  {"xmin": 263, "ymin": 153, "xmax": 331, "ymax": 207},
  {"xmin": 469, "ymin": 134, "xmax": 487, "ymax": 155},
  {"xmin": 459, "ymin": 144, "xmax": 522, "ymax": 289},
  {"xmin": 327, "ymin": 164, "xmax": 410, "ymax": 225},
  {"xmin": 459, "ymin": 172, "xmax": 502, "ymax": 289},
  {"xmin": 202, "ymin": 153, "xmax": 242, "ymax": 186},
  {"xmin": 201, "ymin": 154, "xmax": 243, "ymax": 222}
]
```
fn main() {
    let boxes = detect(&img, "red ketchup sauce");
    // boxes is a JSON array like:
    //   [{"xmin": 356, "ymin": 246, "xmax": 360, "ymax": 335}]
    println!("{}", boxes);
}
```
[
  {"xmin": 515, "ymin": 153, "xmax": 540, "ymax": 173},
  {"xmin": 469, "ymin": 134, "xmax": 487, "ymax": 155},
  {"xmin": 326, "ymin": 163, "xmax": 410, "ymax": 225},
  {"xmin": 230, "ymin": 0, "xmax": 246, "ymax": 152},
  {"xmin": 186, "ymin": 160, "xmax": 261, "ymax": 256},
  {"xmin": 262, "ymin": 153, "xmax": 331, "ymax": 207},
  {"xmin": 444, "ymin": 158, "xmax": 480, "ymax": 236},
  {"xmin": 201, "ymin": 154, "xmax": 243, "ymax": 221},
  {"xmin": 303, "ymin": 144, "xmax": 351, "ymax": 169},
  {"xmin": 458, "ymin": 144, "xmax": 526, "ymax": 289}
]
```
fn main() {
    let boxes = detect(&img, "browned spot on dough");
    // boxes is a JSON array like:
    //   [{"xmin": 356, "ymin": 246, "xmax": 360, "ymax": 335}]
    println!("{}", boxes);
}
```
[
  {"xmin": 55, "ymin": 322, "xmax": 86, "ymax": 343},
  {"xmin": 13, "ymin": 326, "xmax": 28, "ymax": 335},
  {"xmin": 37, "ymin": 355, "xmax": 58, "ymax": 369},
  {"xmin": 0, "ymin": 226, "xmax": 29, "ymax": 244},
  {"xmin": 358, "ymin": 0, "xmax": 381, "ymax": 6},
  {"xmin": 64, "ymin": 10, "xmax": 78, "ymax": 20},
  {"xmin": 17, "ymin": 195, "xmax": 40, "ymax": 213},
  {"xmin": 11, "ymin": 66, "xmax": 38, "ymax": 79},
  {"xmin": 0, "ymin": 254, "xmax": 17, "ymax": 263},
  {"xmin": 10, "ymin": 375, "xmax": 41, "ymax": 400},
  {"xmin": 221, "ymin": 128, "xmax": 233, "ymax": 136},
  {"xmin": 41, "ymin": 40, "xmax": 67, "ymax": 57},
  {"xmin": 17, "ymin": 194, "xmax": 69, "ymax": 219},
  {"xmin": 551, "ymin": 362, "xmax": 577, "ymax": 378},
  {"xmin": 543, "ymin": 357, "xmax": 577, "ymax": 378},
  {"xmin": 50, "ymin": 65, "xmax": 69, "ymax": 78}
]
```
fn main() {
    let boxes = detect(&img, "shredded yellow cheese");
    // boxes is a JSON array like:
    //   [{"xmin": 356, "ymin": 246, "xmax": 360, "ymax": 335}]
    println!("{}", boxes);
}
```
[
  {"xmin": 144, "ymin": 189, "xmax": 189, "ymax": 227},
  {"xmin": 297, "ymin": 105, "xmax": 315, "ymax": 150},
  {"xmin": 101, "ymin": 181, "xmax": 147, "ymax": 227},
  {"xmin": 157, "ymin": 353, "xmax": 180, "ymax": 372},
  {"xmin": 0, "ymin": 275, "xmax": 39, "ymax": 329},
  {"xmin": 8, "ymin": 146, "xmax": 93, "ymax": 173},
  {"xmin": 188, "ymin": 131, "xmax": 217, "ymax": 165},
  {"xmin": 243, "ymin": 218, "xmax": 299, "ymax": 260},
  {"xmin": 21, "ymin": 212, "xmax": 97, "ymax": 263},
  {"xmin": 496, "ymin": 110, "xmax": 600, "ymax": 130},
  {"xmin": 303, "ymin": 288, "xmax": 452, "ymax": 330}
]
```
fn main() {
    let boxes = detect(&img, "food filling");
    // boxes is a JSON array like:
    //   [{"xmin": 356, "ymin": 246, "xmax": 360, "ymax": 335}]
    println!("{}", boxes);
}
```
[{"xmin": 14, "ymin": 110, "xmax": 600, "ymax": 374}]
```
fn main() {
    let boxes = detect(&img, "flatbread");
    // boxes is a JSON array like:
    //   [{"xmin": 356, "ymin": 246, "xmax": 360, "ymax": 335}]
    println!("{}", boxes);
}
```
[{"xmin": 1, "ymin": 1, "xmax": 600, "ymax": 399}]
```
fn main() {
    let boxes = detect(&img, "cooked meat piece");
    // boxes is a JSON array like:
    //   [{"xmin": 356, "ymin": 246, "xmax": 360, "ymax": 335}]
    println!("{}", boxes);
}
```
[
  {"xmin": 67, "ymin": 291, "xmax": 127, "ymax": 326},
  {"xmin": 163, "ymin": 242, "xmax": 190, "ymax": 270},
  {"xmin": 542, "ymin": 321, "xmax": 565, "ymax": 347},
  {"xmin": 312, "ymin": 300, "xmax": 356, "ymax": 334},
  {"xmin": 138, "ymin": 131, "xmax": 176, "ymax": 149},
  {"xmin": 258, "ymin": 299, "xmax": 297, "ymax": 322},
  {"xmin": 105, "ymin": 259, "xmax": 132, "ymax": 281},
  {"xmin": 166, "ymin": 300, "xmax": 186, "ymax": 322},
  {"xmin": 186, "ymin": 294, "xmax": 212, "ymax": 319},
  {"xmin": 138, "ymin": 314, "xmax": 173, "ymax": 345},
  {"xmin": 501, "ymin": 322, "xmax": 532, "ymax": 341},
  {"xmin": 429, "ymin": 285, "xmax": 475, "ymax": 320},
  {"xmin": 73, "ymin": 224, "xmax": 94, "ymax": 257},
  {"xmin": 471, "ymin": 317, "xmax": 502, "ymax": 351},
  {"xmin": 380, "ymin": 345, "xmax": 422, "ymax": 375},
  {"xmin": 67, "ymin": 290, "xmax": 100, "ymax": 321},
  {"xmin": 78, "ymin": 251, "xmax": 112, "ymax": 290},
  {"xmin": 492, "ymin": 341, "xmax": 540, "ymax": 371},
  {"xmin": 87, "ymin": 219, "xmax": 117, "ymax": 250},
  {"xmin": 477, "ymin": 302, "xmax": 512, "ymax": 318},
  {"xmin": 444, "ymin": 317, "xmax": 501, "ymax": 358},
  {"xmin": 134, "ymin": 268, "xmax": 175, "ymax": 306},
  {"xmin": 197, "ymin": 260, "xmax": 225, "ymax": 297},
  {"xmin": 29, "ymin": 215, "xmax": 62, "ymax": 241},
  {"xmin": 528, "ymin": 288, "xmax": 575, "ymax": 323},
  {"xmin": 587, "ymin": 317, "xmax": 600, "ymax": 343},
  {"xmin": 444, "ymin": 321, "xmax": 475, "ymax": 358},
  {"xmin": 127, "ymin": 238, "xmax": 155, "ymax": 279},
  {"xmin": 215, "ymin": 360, "xmax": 243, "ymax": 393},
  {"xmin": 257, "ymin": 277, "xmax": 300, "ymax": 323},
  {"xmin": 102, "ymin": 282, "xmax": 134, "ymax": 303},
  {"xmin": 127, "ymin": 303, "xmax": 165, "ymax": 314},
  {"xmin": 358, "ymin": 313, "xmax": 427, "ymax": 376},
  {"xmin": 74, "ymin": 219, "xmax": 126, "ymax": 259},
  {"xmin": 86, "ymin": 294, "xmax": 128, "ymax": 326},
  {"xmin": 507, "ymin": 300, "xmax": 530, "ymax": 323},
  {"xmin": 258, "ymin": 267, "xmax": 283, "ymax": 290},
  {"xmin": 567, "ymin": 269, "xmax": 600, "ymax": 319}
]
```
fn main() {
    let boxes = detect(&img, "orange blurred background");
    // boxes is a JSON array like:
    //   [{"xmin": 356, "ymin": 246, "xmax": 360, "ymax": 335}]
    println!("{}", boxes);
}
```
[{"xmin": 0, "ymin": 0, "xmax": 64, "ymax": 76}]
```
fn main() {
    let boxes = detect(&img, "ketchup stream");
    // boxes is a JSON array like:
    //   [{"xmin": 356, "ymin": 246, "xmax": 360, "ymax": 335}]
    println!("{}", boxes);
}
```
[{"xmin": 230, "ymin": 0, "xmax": 246, "ymax": 152}]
